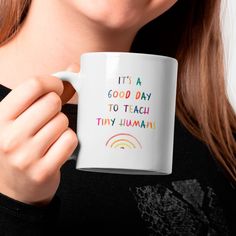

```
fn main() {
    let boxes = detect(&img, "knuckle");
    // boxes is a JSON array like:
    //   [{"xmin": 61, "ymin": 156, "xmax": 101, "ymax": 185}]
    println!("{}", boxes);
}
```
[
  {"xmin": 31, "ymin": 170, "xmax": 48, "ymax": 185},
  {"xmin": 49, "ymin": 75, "xmax": 64, "ymax": 95},
  {"xmin": 27, "ymin": 77, "xmax": 44, "ymax": 93},
  {"xmin": 58, "ymin": 112, "xmax": 69, "ymax": 127},
  {"xmin": 0, "ymin": 123, "xmax": 21, "ymax": 153},
  {"xmin": 1, "ymin": 135, "xmax": 15, "ymax": 153},
  {"xmin": 10, "ymin": 156, "xmax": 28, "ymax": 172},
  {"xmin": 53, "ymin": 77, "xmax": 64, "ymax": 95},
  {"xmin": 47, "ymin": 92, "xmax": 62, "ymax": 109},
  {"xmin": 65, "ymin": 129, "xmax": 79, "ymax": 146}
]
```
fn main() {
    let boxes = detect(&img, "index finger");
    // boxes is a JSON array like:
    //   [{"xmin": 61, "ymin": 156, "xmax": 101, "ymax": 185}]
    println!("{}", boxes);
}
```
[{"xmin": 0, "ymin": 76, "xmax": 64, "ymax": 121}]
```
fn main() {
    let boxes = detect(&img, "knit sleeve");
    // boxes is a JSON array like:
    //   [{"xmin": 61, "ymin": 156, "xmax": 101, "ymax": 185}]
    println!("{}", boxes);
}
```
[{"xmin": 0, "ymin": 192, "xmax": 61, "ymax": 235}]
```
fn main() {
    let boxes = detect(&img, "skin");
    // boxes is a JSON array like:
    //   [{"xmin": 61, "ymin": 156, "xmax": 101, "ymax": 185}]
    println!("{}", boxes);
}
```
[{"xmin": 0, "ymin": 0, "xmax": 177, "ymax": 205}]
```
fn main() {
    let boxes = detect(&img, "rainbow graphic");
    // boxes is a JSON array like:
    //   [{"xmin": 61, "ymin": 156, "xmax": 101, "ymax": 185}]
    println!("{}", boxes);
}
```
[{"xmin": 106, "ymin": 133, "xmax": 142, "ymax": 149}]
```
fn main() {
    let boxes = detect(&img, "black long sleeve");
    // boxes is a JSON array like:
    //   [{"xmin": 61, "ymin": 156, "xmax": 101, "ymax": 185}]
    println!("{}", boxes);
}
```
[{"xmin": 0, "ymin": 192, "xmax": 60, "ymax": 236}]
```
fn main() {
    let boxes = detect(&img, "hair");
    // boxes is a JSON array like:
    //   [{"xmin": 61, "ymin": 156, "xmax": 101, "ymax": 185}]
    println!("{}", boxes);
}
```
[
  {"xmin": 0, "ymin": 0, "xmax": 235, "ymax": 183},
  {"xmin": 175, "ymin": 0, "xmax": 236, "ymax": 184}
]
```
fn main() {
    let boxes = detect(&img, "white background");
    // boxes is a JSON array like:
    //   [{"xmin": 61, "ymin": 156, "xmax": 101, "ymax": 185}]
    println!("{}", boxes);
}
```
[{"xmin": 222, "ymin": 0, "xmax": 236, "ymax": 112}]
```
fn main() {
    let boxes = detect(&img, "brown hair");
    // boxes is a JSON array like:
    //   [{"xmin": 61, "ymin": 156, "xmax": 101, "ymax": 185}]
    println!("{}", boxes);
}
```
[
  {"xmin": 0, "ymin": 0, "xmax": 30, "ymax": 45},
  {"xmin": 176, "ymin": 0, "xmax": 236, "ymax": 184},
  {"xmin": 0, "ymin": 0, "xmax": 235, "ymax": 183}
]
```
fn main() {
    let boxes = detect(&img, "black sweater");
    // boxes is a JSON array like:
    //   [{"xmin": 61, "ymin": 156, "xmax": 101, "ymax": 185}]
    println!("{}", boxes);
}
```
[{"xmin": 0, "ymin": 83, "xmax": 235, "ymax": 236}]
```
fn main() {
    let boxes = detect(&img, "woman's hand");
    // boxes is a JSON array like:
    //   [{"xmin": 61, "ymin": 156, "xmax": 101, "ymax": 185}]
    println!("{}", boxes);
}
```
[{"xmin": 0, "ymin": 75, "xmax": 78, "ymax": 206}]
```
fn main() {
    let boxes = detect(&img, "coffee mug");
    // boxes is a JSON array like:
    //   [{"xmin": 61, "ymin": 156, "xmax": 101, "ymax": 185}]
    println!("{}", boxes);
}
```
[{"xmin": 53, "ymin": 52, "xmax": 178, "ymax": 175}]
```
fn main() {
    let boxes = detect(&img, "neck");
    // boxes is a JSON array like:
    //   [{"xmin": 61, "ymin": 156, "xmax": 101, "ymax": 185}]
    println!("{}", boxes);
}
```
[{"xmin": 0, "ymin": 0, "xmax": 137, "ymax": 88}]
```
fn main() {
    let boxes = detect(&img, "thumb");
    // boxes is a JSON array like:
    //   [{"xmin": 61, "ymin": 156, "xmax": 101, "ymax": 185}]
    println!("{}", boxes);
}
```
[
  {"xmin": 60, "ymin": 63, "xmax": 80, "ymax": 105},
  {"xmin": 66, "ymin": 63, "xmax": 80, "ymax": 73}
]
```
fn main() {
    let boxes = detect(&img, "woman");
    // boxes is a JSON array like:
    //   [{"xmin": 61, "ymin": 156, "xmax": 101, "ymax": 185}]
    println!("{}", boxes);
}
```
[{"xmin": 0, "ymin": 0, "xmax": 235, "ymax": 235}]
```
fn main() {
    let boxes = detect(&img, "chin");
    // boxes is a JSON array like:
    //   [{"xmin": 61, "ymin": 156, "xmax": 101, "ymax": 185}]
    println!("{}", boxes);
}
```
[{"xmin": 71, "ymin": 0, "xmax": 150, "ymax": 30}]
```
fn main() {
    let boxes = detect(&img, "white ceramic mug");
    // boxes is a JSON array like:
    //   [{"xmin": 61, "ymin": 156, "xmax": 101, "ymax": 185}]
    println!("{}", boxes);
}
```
[{"xmin": 53, "ymin": 52, "xmax": 178, "ymax": 175}]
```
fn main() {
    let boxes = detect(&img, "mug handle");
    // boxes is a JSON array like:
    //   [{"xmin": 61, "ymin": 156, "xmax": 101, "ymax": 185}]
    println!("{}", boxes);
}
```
[
  {"xmin": 52, "ymin": 71, "xmax": 81, "ymax": 92},
  {"xmin": 52, "ymin": 71, "xmax": 82, "ymax": 161}
]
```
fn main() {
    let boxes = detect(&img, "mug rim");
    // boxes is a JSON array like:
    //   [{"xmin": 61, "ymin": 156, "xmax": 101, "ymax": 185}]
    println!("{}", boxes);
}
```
[{"xmin": 81, "ymin": 51, "xmax": 178, "ymax": 64}]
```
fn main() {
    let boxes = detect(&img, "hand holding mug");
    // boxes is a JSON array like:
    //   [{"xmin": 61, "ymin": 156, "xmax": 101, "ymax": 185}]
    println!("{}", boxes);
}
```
[{"xmin": 0, "ymin": 75, "xmax": 78, "ymax": 205}]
